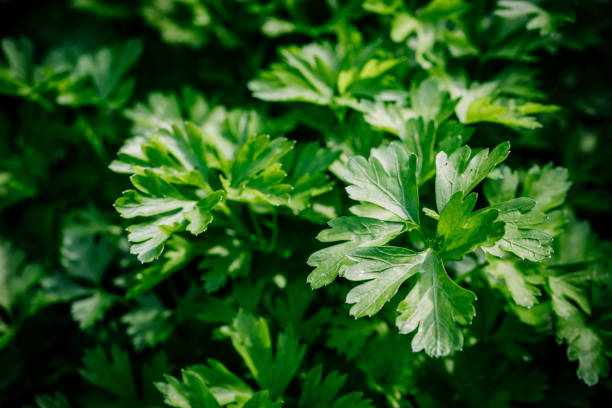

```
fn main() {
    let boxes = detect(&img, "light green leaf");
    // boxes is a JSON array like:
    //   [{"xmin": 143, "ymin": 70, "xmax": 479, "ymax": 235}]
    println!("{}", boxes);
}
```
[
  {"xmin": 345, "ymin": 142, "xmax": 420, "ymax": 224},
  {"xmin": 157, "ymin": 360, "xmax": 253, "ymax": 408},
  {"xmin": 111, "ymin": 123, "xmax": 224, "ymax": 262},
  {"xmin": 549, "ymin": 273, "xmax": 591, "ymax": 318},
  {"xmin": 435, "ymin": 142, "xmax": 510, "ymax": 212},
  {"xmin": 344, "ymin": 247, "xmax": 427, "ymax": 317},
  {"xmin": 557, "ymin": 312, "xmax": 609, "ymax": 386},
  {"xmin": 2, "ymin": 37, "xmax": 33, "ymax": 81},
  {"xmin": 522, "ymin": 164, "xmax": 571, "ymax": 212},
  {"xmin": 0, "ymin": 238, "xmax": 43, "ymax": 315},
  {"xmin": 396, "ymin": 250, "xmax": 476, "ymax": 357},
  {"xmin": 495, "ymin": 1, "xmax": 573, "ymax": 36},
  {"xmin": 121, "ymin": 295, "xmax": 173, "ymax": 350},
  {"xmin": 307, "ymin": 217, "xmax": 405, "ymax": 288},
  {"xmin": 116, "ymin": 173, "xmax": 223, "ymax": 263},
  {"xmin": 188, "ymin": 360, "xmax": 253, "ymax": 406},
  {"xmin": 483, "ymin": 198, "xmax": 553, "ymax": 262},
  {"xmin": 484, "ymin": 165, "xmax": 519, "ymax": 205},
  {"xmin": 71, "ymin": 291, "xmax": 115, "ymax": 329},
  {"xmin": 248, "ymin": 43, "xmax": 337, "ymax": 105},
  {"xmin": 249, "ymin": 41, "xmax": 406, "ymax": 106},
  {"xmin": 399, "ymin": 118, "xmax": 437, "ymax": 184},
  {"xmin": 464, "ymin": 97, "xmax": 554, "ymax": 129},
  {"xmin": 484, "ymin": 258, "xmax": 541, "ymax": 308},
  {"xmin": 222, "ymin": 134, "xmax": 294, "ymax": 206},
  {"xmin": 156, "ymin": 367, "xmax": 221, "ymax": 408}
]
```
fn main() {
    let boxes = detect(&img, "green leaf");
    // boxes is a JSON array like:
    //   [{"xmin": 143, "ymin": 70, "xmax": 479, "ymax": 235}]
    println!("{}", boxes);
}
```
[
  {"xmin": 0, "ymin": 37, "xmax": 61, "ymax": 108},
  {"xmin": 298, "ymin": 365, "xmax": 373, "ymax": 408},
  {"xmin": 399, "ymin": 119, "xmax": 437, "ymax": 184},
  {"xmin": 396, "ymin": 250, "xmax": 476, "ymax": 357},
  {"xmin": 34, "ymin": 393, "xmax": 71, "ymax": 408},
  {"xmin": 157, "ymin": 368, "xmax": 221, "ymax": 408},
  {"xmin": 121, "ymin": 295, "xmax": 174, "ymax": 350},
  {"xmin": 436, "ymin": 193, "xmax": 505, "ymax": 260},
  {"xmin": 242, "ymin": 391, "xmax": 282, "ymax": 408},
  {"xmin": 344, "ymin": 247, "xmax": 427, "ymax": 317},
  {"xmin": 199, "ymin": 236, "xmax": 252, "ymax": 294},
  {"xmin": 222, "ymin": 134, "xmax": 294, "ymax": 206},
  {"xmin": 549, "ymin": 273, "xmax": 591, "ymax": 318},
  {"xmin": 60, "ymin": 207, "xmax": 120, "ymax": 283},
  {"xmin": 484, "ymin": 165, "xmax": 519, "ymax": 205},
  {"xmin": 495, "ymin": 1, "xmax": 573, "ymax": 36},
  {"xmin": 124, "ymin": 91, "xmax": 183, "ymax": 134},
  {"xmin": 126, "ymin": 235, "xmax": 194, "ymax": 299},
  {"xmin": 111, "ymin": 123, "xmax": 210, "ymax": 183},
  {"xmin": 115, "ymin": 172, "xmax": 223, "ymax": 263},
  {"xmin": 418, "ymin": 0, "xmax": 471, "ymax": 21},
  {"xmin": 283, "ymin": 142, "xmax": 340, "ymax": 212},
  {"xmin": 550, "ymin": 220, "xmax": 595, "ymax": 265},
  {"xmin": 522, "ymin": 164, "xmax": 571, "ymax": 212},
  {"xmin": 0, "ymin": 238, "xmax": 43, "ymax": 316},
  {"xmin": 484, "ymin": 258, "xmax": 541, "ymax": 308},
  {"xmin": 464, "ymin": 97, "xmax": 543, "ymax": 129},
  {"xmin": 249, "ymin": 41, "xmax": 406, "ymax": 107},
  {"xmin": 248, "ymin": 42, "xmax": 338, "ymax": 105},
  {"xmin": 345, "ymin": 142, "xmax": 420, "ymax": 225},
  {"xmin": 56, "ymin": 39, "xmax": 142, "ymax": 107},
  {"xmin": 483, "ymin": 198, "xmax": 553, "ymax": 262},
  {"xmin": 80, "ymin": 346, "xmax": 139, "ymax": 404},
  {"xmin": 1, "ymin": 37, "xmax": 33, "ymax": 81},
  {"xmin": 228, "ymin": 311, "xmax": 305, "ymax": 399},
  {"xmin": 111, "ymin": 123, "xmax": 224, "ymax": 262},
  {"xmin": 410, "ymin": 79, "xmax": 453, "ymax": 122},
  {"xmin": 186, "ymin": 360, "xmax": 253, "ymax": 406},
  {"xmin": 307, "ymin": 217, "xmax": 405, "ymax": 288},
  {"xmin": 71, "ymin": 291, "xmax": 115, "ymax": 329},
  {"xmin": 557, "ymin": 312, "xmax": 609, "ymax": 386},
  {"xmin": 435, "ymin": 142, "xmax": 510, "ymax": 212},
  {"xmin": 142, "ymin": 352, "xmax": 175, "ymax": 403}
]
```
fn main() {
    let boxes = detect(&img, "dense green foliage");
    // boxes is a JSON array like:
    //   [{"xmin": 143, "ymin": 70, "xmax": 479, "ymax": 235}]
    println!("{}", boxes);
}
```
[{"xmin": 1, "ymin": 0, "xmax": 612, "ymax": 406}]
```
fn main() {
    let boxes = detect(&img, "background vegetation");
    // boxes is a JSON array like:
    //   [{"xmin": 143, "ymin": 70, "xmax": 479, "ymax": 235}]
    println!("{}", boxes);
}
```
[{"xmin": 1, "ymin": 0, "xmax": 611, "ymax": 406}]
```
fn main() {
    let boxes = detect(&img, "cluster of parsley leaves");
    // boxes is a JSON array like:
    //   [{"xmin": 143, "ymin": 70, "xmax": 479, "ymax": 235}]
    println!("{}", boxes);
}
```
[{"xmin": 1, "ymin": 0, "xmax": 612, "ymax": 407}]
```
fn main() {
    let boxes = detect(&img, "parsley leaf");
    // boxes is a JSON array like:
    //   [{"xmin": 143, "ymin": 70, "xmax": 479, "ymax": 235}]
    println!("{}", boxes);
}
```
[
  {"xmin": 112, "ymin": 124, "xmax": 224, "ymax": 262},
  {"xmin": 299, "ymin": 365, "xmax": 373, "ymax": 408},
  {"xmin": 344, "ymin": 247, "xmax": 427, "ymax": 318},
  {"xmin": 228, "ymin": 311, "xmax": 305, "ymax": 399},
  {"xmin": 221, "ymin": 134, "xmax": 294, "ymax": 206},
  {"xmin": 435, "ymin": 142, "xmax": 510, "ymax": 212},
  {"xmin": 484, "ymin": 198, "xmax": 553, "ymax": 262},
  {"xmin": 345, "ymin": 142, "xmax": 420, "ymax": 225},
  {"xmin": 307, "ymin": 217, "xmax": 405, "ymax": 288},
  {"xmin": 396, "ymin": 250, "xmax": 476, "ymax": 356},
  {"xmin": 436, "ymin": 192, "xmax": 505, "ymax": 260}
]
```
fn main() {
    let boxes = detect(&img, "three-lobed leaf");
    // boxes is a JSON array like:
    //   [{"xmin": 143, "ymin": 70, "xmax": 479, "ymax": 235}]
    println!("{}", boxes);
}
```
[{"xmin": 396, "ymin": 250, "xmax": 476, "ymax": 357}]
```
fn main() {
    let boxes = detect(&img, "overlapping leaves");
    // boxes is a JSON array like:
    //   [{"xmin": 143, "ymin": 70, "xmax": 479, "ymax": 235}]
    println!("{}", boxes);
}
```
[{"xmin": 307, "ymin": 140, "xmax": 546, "ymax": 357}]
